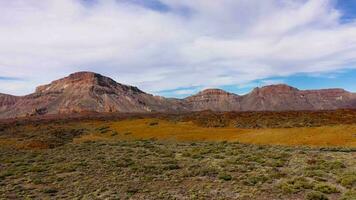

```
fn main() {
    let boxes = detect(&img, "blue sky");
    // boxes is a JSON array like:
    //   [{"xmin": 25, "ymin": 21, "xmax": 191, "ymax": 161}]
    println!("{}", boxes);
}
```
[
  {"xmin": 0, "ymin": 0, "xmax": 355, "ymax": 97},
  {"xmin": 159, "ymin": 69, "xmax": 356, "ymax": 98},
  {"xmin": 336, "ymin": 0, "xmax": 356, "ymax": 22}
]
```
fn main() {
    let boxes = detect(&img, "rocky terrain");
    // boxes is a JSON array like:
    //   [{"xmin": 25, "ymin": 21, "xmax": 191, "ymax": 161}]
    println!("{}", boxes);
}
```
[
  {"xmin": 0, "ymin": 71, "xmax": 355, "ymax": 119},
  {"xmin": 0, "ymin": 93, "xmax": 19, "ymax": 113}
]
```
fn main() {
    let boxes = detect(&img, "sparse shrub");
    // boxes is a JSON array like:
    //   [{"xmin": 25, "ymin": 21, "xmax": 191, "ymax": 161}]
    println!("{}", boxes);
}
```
[
  {"xmin": 96, "ymin": 126, "xmax": 111, "ymax": 134},
  {"xmin": 189, "ymin": 111, "xmax": 229, "ymax": 128},
  {"xmin": 305, "ymin": 191, "xmax": 328, "ymax": 200},
  {"xmin": 55, "ymin": 164, "xmax": 77, "ymax": 173},
  {"xmin": 244, "ymin": 174, "xmax": 269, "ymax": 186},
  {"xmin": 268, "ymin": 159, "xmax": 286, "ymax": 167},
  {"xmin": 126, "ymin": 186, "xmax": 139, "ymax": 196},
  {"xmin": 185, "ymin": 165, "xmax": 219, "ymax": 177},
  {"xmin": 116, "ymin": 158, "xmax": 134, "ymax": 168},
  {"xmin": 305, "ymin": 170, "xmax": 327, "ymax": 178},
  {"xmin": 32, "ymin": 178, "xmax": 44, "ymax": 184},
  {"xmin": 182, "ymin": 152, "xmax": 191, "ymax": 157},
  {"xmin": 149, "ymin": 121, "xmax": 159, "ymax": 126},
  {"xmin": 307, "ymin": 159, "xmax": 346, "ymax": 171},
  {"xmin": 110, "ymin": 131, "xmax": 119, "ymax": 136},
  {"xmin": 0, "ymin": 171, "xmax": 15, "ymax": 179},
  {"xmin": 218, "ymin": 173, "xmax": 232, "ymax": 181},
  {"xmin": 341, "ymin": 189, "xmax": 356, "ymax": 200},
  {"xmin": 28, "ymin": 166, "xmax": 46, "ymax": 173},
  {"xmin": 339, "ymin": 173, "xmax": 356, "ymax": 188},
  {"xmin": 42, "ymin": 188, "xmax": 58, "ymax": 194},
  {"xmin": 313, "ymin": 183, "xmax": 339, "ymax": 194},
  {"xmin": 164, "ymin": 164, "xmax": 180, "ymax": 170},
  {"xmin": 279, "ymin": 177, "xmax": 313, "ymax": 193}
]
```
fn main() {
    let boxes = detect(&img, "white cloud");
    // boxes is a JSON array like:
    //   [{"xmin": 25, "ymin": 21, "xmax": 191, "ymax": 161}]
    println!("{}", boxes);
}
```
[{"xmin": 0, "ymin": 0, "xmax": 355, "ymax": 96}]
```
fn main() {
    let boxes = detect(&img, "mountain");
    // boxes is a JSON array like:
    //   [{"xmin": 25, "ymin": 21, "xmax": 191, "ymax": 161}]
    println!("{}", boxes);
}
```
[
  {"xmin": 239, "ymin": 84, "xmax": 356, "ymax": 111},
  {"xmin": 184, "ymin": 89, "xmax": 241, "ymax": 111},
  {"xmin": 0, "ymin": 72, "xmax": 186, "ymax": 119},
  {"xmin": 0, "ymin": 71, "xmax": 355, "ymax": 119}
]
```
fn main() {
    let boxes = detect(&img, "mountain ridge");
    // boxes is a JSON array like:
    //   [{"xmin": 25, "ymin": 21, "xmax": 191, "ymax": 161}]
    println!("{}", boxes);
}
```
[{"xmin": 0, "ymin": 71, "xmax": 355, "ymax": 119}]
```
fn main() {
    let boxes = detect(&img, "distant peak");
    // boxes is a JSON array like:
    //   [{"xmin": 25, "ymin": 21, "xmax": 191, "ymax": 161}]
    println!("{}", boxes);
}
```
[
  {"xmin": 67, "ymin": 71, "xmax": 103, "ymax": 80},
  {"xmin": 254, "ymin": 84, "xmax": 299, "ymax": 92},
  {"xmin": 69, "ymin": 71, "xmax": 97, "ymax": 76},
  {"xmin": 56, "ymin": 71, "xmax": 117, "ymax": 84},
  {"xmin": 35, "ymin": 71, "xmax": 117, "ymax": 93},
  {"xmin": 197, "ymin": 88, "xmax": 234, "ymax": 96}
]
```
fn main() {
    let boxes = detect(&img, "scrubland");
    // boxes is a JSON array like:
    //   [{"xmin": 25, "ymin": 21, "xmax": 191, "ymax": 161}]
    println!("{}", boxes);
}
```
[{"xmin": 0, "ymin": 110, "xmax": 355, "ymax": 199}]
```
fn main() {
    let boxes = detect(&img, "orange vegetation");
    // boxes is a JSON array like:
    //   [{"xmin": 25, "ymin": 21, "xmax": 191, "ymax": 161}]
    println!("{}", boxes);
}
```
[{"xmin": 75, "ymin": 119, "xmax": 356, "ymax": 147}]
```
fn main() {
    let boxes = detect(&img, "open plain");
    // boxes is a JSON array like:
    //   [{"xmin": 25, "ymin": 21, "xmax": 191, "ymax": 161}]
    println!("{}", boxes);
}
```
[{"xmin": 0, "ymin": 110, "xmax": 355, "ymax": 199}]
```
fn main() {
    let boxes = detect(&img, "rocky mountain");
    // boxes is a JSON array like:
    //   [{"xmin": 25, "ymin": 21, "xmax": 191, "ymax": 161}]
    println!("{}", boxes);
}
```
[
  {"xmin": 184, "ymin": 89, "xmax": 241, "ymax": 111},
  {"xmin": 239, "ymin": 84, "xmax": 356, "ymax": 111},
  {"xmin": 0, "ymin": 72, "xmax": 186, "ymax": 119},
  {"xmin": 0, "ymin": 71, "xmax": 355, "ymax": 119}
]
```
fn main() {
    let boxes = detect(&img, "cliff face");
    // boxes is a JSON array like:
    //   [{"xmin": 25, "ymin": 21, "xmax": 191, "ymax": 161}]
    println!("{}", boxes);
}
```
[{"xmin": 0, "ymin": 72, "xmax": 355, "ymax": 119}]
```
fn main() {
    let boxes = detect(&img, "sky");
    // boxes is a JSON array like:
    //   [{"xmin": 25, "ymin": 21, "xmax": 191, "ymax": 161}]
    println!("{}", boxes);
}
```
[{"xmin": 0, "ymin": 0, "xmax": 356, "ymax": 97}]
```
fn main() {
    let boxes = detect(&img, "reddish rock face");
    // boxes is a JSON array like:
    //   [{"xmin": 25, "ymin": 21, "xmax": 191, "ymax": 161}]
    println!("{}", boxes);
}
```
[
  {"xmin": 0, "ymin": 73, "xmax": 355, "ymax": 119},
  {"xmin": 0, "ymin": 72, "xmax": 187, "ymax": 118},
  {"xmin": 239, "ymin": 84, "xmax": 356, "ymax": 111},
  {"xmin": 184, "ymin": 89, "xmax": 241, "ymax": 111},
  {"xmin": 0, "ymin": 93, "xmax": 19, "ymax": 112}
]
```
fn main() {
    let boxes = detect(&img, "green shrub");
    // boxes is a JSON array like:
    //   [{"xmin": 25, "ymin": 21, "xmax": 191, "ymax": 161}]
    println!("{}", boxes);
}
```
[
  {"xmin": 339, "ymin": 173, "xmax": 356, "ymax": 188},
  {"xmin": 305, "ymin": 191, "xmax": 328, "ymax": 200},
  {"xmin": 279, "ymin": 177, "xmax": 313, "ymax": 194},
  {"xmin": 218, "ymin": 173, "xmax": 232, "ymax": 181},
  {"xmin": 28, "ymin": 166, "xmax": 46, "ymax": 173},
  {"xmin": 96, "ymin": 126, "xmax": 111, "ymax": 134},
  {"xmin": 0, "ymin": 171, "xmax": 15, "ymax": 179},
  {"xmin": 313, "ymin": 183, "xmax": 339, "ymax": 194},
  {"xmin": 244, "ymin": 174, "xmax": 268, "ymax": 186},
  {"xmin": 164, "ymin": 164, "xmax": 180, "ymax": 170},
  {"xmin": 42, "ymin": 188, "xmax": 58, "ymax": 194},
  {"xmin": 341, "ymin": 189, "xmax": 356, "ymax": 200},
  {"xmin": 305, "ymin": 170, "xmax": 327, "ymax": 178},
  {"xmin": 307, "ymin": 160, "xmax": 346, "ymax": 171}
]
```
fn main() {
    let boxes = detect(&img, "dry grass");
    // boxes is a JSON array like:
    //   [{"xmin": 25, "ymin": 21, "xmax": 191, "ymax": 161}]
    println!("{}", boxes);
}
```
[{"xmin": 74, "ymin": 118, "xmax": 356, "ymax": 147}]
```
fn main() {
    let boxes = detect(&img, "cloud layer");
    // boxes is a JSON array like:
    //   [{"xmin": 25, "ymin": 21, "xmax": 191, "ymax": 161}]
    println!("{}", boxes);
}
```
[{"xmin": 0, "ymin": 0, "xmax": 356, "ymax": 96}]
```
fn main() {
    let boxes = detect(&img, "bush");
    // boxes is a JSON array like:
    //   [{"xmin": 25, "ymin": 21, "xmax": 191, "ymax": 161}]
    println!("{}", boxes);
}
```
[
  {"xmin": 164, "ymin": 164, "xmax": 180, "ymax": 170},
  {"xmin": 111, "ymin": 131, "xmax": 119, "ymax": 136},
  {"xmin": 341, "ymin": 189, "xmax": 356, "ymax": 200},
  {"xmin": 218, "ymin": 173, "xmax": 232, "ymax": 181},
  {"xmin": 305, "ymin": 191, "xmax": 328, "ymax": 200},
  {"xmin": 149, "ymin": 121, "xmax": 159, "ymax": 126},
  {"xmin": 244, "ymin": 174, "xmax": 268, "ymax": 186},
  {"xmin": 339, "ymin": 173, "xmax": 356, "ymax": 188},
  {"xmin": 42, "ymin": 188, "xmax": 58, "ymax": 194},
  {"xmin": 279, "ymin": 177, "xmax": 313, "ymax": 194},
  {"xmin": 313, "ymin": 183, "xmax": 339, "ymax": 194},
  {"xmin": 96, "ymin": 126, "xmax": 111, "ymax": 134}
]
